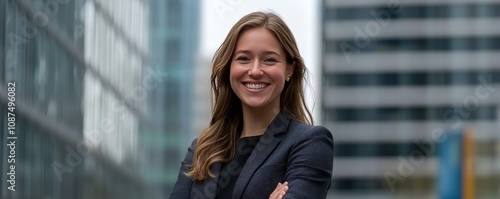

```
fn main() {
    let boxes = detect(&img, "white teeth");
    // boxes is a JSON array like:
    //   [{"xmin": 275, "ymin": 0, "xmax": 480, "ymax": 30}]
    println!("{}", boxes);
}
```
[{"xmin": 245, "ymin": 83, "xmax": 267, "ymax": 89}]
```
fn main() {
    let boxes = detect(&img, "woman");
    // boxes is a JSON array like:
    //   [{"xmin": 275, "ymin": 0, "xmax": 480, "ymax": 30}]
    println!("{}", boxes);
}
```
[{"xmin": 169, "ymin": 11, "xmax": 334, "ymax": 199}]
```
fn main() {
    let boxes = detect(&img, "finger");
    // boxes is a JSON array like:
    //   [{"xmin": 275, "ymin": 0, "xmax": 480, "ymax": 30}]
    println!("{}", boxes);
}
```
[
  {"xmin": 281, "ymin": 182, "xmax": 289, "ymax": 193},
  {"xmin": 275, "ymin": 183, "xmax": 283, "ymax": 193},
  {"xmin": 278, "ymin": 185, "xmax": 288, "ymax": 199},
  {"xmin": 271, "ymin": 182, "xmax": 289, "ymax": 199},
  {"xmin": 279, "ymin": 190, "xmax": 286, "ymax": 199},
  {"xmin": 270, "ymin": 183, "xmax": 283, "ymax": 199},
  {"xmin": 280, "ymin": 182, "xmax": 288, "ymax": 192}
]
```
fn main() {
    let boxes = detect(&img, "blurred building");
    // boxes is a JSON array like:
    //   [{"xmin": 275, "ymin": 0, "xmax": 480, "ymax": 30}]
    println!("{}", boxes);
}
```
[
  {"xmin": 83, "ymin": 0, "xmax": 149, "ymax": 166},
  {"xmin": 141, "ymin": 0, "xmax": 200, "ymax": 198},
  {"xmin": 1, "ymin": 0, "xmax": 151, "ymax": 198},
  {"xmin": 322, "ymin": 0, "xmax": 500, "ymax": 198},
  {"xmin": 192, "ymin": 56, "xmax": 212, "ymax": 139}
]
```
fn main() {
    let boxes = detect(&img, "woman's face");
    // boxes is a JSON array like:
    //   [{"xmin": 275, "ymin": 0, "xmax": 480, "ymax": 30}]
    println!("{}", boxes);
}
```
[{"xmin": 229, "ymin": 27, "xmax": 294, "ymax": 110}]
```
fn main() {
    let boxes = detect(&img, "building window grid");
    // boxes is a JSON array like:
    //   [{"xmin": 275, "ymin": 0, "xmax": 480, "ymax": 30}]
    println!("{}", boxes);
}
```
[
  {"xmin": 326, "ymin": 3, "xmax": 500, "ymax": 20},
  {"xmin": 326, "ymin": 37, "xmax": 500, "ymax": 53},
  {"xmin": 1, "ymin": 0, "xmax": 151, "ymax": 198},
  {"xmin": 323, "ymin": 1, "xmax": 500, "ymax": 195},
  {"xmin": 324, "ymin": 106, "xmax": 497, "ymax": 122},
  {"xmin": 324, "ymin": 71, "xmax": 500, "ymax": 87}
]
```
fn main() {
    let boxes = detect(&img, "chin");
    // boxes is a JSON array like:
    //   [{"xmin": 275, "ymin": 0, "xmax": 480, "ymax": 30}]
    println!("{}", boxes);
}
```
[
  {"xmin": 240, "ymin": 98, "xmax": 265, "ymax": 107},
  {"xmin": 241, "ymin": 97, "xmax": 278, "ymax": 110},
  {"xmin": 242, "ymin": 101, "xmax": 267, "ymax": 108}
]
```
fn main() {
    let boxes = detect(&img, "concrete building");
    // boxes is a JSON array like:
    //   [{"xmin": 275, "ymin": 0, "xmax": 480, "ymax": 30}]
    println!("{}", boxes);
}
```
[{"xmin": 322, "ymin": 0, "xmax": 500, "ymax": 198}]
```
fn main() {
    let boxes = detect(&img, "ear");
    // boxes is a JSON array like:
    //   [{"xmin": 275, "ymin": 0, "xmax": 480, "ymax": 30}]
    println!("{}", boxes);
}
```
[{"xmin": 286, "ymin": 61, "xmax": 295, "ymax": 80}]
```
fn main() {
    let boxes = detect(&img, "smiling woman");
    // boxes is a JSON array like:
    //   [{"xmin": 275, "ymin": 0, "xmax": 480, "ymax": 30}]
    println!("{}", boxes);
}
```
[{"xmin": 169, "ymin": 11, "xmax": 334, "ymax": 199}]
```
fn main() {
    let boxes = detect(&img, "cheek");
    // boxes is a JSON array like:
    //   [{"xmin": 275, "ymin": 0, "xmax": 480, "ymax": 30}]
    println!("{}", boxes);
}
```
[
  {"xmin": 230, "ymin": 63, "xmax": 250, "ymax": 78},
  {"xmin": 269, "ymin": 70, "xmax": 286, "ymax": 86},
  {"xmin": 229, "ymin": 64, "xmax": 243, "ymax": 88},
  {"xmin": 274, "ymin": 73, "xmax": 288, "ymax": 93}
]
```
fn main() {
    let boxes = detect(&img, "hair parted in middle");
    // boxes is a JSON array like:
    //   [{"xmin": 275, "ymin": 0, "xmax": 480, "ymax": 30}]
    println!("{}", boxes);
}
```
[{"xmin": 185, "ymin": 11, "xmax": 313, "ymax": 181}]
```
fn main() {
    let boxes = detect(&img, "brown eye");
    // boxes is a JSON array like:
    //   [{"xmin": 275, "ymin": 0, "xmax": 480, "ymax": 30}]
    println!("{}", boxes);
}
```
[
  {"xmin": 263, "ymin": 58, "xmax": 278, "ymax": 64},
  {"xmin": 236, "ymin": 56, "xmax": 251, "ymax": 63}
]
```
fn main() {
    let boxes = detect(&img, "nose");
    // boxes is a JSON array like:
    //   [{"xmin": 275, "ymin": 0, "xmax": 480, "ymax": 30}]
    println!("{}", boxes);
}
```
[{"xmin": 248, "ymin": 62, "xmax": 263, "ymax": 77}]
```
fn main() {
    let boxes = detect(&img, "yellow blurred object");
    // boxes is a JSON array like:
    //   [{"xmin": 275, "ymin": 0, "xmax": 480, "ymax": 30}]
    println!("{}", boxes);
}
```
[{"xmin": 463, "ymin": 128, "xmax": 475, "ymax": 199}]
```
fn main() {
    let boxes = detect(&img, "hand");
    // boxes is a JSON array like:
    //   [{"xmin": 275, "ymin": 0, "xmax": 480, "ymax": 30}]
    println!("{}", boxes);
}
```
[{"xmin": 269, "ymin": 181, "xmax": 288, "ymax": 199}]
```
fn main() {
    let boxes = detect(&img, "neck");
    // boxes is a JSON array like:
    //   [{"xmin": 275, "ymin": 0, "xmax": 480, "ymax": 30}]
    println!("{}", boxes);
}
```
[{"xmin": 240, "ymin": 103, "xmax": 280, "ymax": 138}]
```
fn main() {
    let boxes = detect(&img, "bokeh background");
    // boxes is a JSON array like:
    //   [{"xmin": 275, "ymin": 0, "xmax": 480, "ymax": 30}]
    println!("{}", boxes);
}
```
[{"xmin": 1, "ymin": 0, "xmax": 499, "ymax": 198}]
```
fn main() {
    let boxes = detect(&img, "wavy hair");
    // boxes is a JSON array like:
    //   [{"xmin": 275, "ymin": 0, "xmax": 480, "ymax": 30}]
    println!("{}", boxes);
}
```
[{"xmin": 185, "ymin": 11, "xmax": 313, "ymax": 181}]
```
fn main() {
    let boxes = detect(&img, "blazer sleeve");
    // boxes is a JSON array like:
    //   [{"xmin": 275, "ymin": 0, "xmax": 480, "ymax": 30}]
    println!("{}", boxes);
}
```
[
  {"xmin": 284, "ymin": 126, "xmax": 334, "ymax": 199},
  {"xmin": 169, "ymin": 139, "xmax": 197, "ymax": 199}
]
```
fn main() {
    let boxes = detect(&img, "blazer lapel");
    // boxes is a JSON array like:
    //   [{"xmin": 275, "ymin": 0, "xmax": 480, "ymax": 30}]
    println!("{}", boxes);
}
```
[
  {"xmin": 191, "ymin": 162, "xmax": 222, "ymax": 199},
  {"xmin": 232, "ymin": 112, "xmax": 291, "ymax": 199}
]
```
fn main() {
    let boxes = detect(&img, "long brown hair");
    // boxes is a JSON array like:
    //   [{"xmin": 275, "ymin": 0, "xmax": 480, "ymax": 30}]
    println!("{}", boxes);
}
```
[{"xmin": 185, "ymin": 11, "xmax": 313, "ymax": 181}]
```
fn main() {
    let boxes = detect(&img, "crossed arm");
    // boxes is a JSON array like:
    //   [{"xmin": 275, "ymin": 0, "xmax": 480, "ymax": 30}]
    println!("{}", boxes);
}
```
[
  {"xmin": 169, "ymin": 126, "xmax": 334, "ymax": 199},
  {"xmin": 279, "ymin": 126, "xmax": 334, "ymax": 199}
]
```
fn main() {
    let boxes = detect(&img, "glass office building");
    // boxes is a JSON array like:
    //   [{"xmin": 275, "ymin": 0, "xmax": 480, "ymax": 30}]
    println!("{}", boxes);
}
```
[
  {"xmin": 141, "ymin": 0, "xmax": 199, "ymax": 198},
  {"xmin": 1, "ymin": 0, "xmax": 151, "ymax": 198},
  {"xmin": 322, "ymin": 0, "xmax": 500, "ymax": 198}
]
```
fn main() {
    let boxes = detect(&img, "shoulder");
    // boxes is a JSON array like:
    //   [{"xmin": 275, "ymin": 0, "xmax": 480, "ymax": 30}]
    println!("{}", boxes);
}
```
[
  {"xmin": 183, "ymin": 138, "xmax": 198, "ymax": 156},
  {"xmin": 287, "ymin": 119, "xmax": 333, "ymax": 141},
  {"xmin": 280, "ymin": 119, "xmax": 334, "ymax": 154},
  {"xmin": 283, "ymin": 119, "xmax": 334, "ymax": 171}
]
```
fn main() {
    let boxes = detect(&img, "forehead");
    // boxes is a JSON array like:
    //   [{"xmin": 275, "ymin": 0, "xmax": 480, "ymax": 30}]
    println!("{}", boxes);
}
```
[{"xmin": 234, "ymin": 27, "xmax": 284, "ymax": 54}]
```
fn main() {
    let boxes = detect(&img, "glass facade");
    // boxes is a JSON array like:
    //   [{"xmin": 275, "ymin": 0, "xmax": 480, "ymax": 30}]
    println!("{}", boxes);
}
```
[
  {"xmin": 322, "ymin": 0, "xmax": 500, "ymax": 198},
  {"xmin": 1, "ymin": 0, "xmax": 151, "ymax": 198},
  {"xmin": 141, "ymin": 0, "xmax": 199, "ymax": 198}
]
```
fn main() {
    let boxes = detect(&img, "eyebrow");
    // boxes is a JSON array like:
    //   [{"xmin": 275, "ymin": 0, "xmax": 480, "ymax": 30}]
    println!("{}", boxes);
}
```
[{"xmin": 234, "ymin": 50, "xmax": 281, "ymax": 56}]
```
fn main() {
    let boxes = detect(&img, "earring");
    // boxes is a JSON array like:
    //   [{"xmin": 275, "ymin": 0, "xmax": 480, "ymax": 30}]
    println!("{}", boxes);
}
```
[{"xmin": 287, "ymin": 77, "xmax": 291, "ymax": 81}]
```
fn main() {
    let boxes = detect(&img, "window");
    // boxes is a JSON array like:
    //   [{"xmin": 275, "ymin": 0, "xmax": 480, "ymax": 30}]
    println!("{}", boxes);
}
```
[
  {"xmin": 167, "ymin": 0, "xmax": 182, "ymax": 27},
  {"xmin": 324, "ymin": 106, "xmax": 497, "ymax": 122},
  {"xmin": 326, "ymin": 37, "xmax": 500, "ymax": 53},
  {"xmin": 324, "ymin": 71, "xmax": 500, "ymax": 86},
  {"xmin": 325, "ymin": 3, "xmax": 500, "ymax": 20}
]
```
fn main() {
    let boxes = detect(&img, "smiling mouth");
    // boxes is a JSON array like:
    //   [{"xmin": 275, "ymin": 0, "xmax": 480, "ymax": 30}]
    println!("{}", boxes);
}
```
[{"xmin": 244, "ymin": 83, "xmax": 269, "ymax": 90}]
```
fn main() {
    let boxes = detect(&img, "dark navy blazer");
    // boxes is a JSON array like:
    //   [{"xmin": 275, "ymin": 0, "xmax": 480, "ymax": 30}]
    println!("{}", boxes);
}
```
[{"xmin": 169, "ymin": 112, "xmax": 334, "ymax": 199}]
